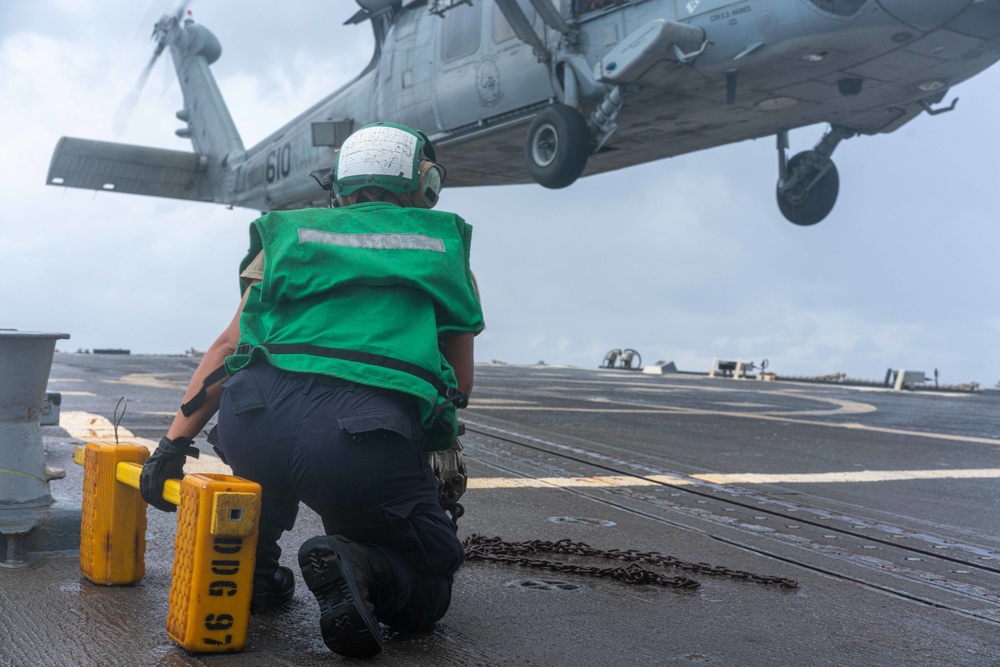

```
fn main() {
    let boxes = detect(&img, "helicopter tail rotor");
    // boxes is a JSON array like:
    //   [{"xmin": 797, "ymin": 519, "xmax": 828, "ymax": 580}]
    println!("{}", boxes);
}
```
[{"xmin": 114, "ymin": 0, "xmax": 194, "ymax": 135}]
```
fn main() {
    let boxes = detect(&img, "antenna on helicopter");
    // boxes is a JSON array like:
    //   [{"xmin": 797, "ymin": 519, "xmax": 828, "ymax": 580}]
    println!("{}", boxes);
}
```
[{"xmin": 114, "ymin": 1, "xmax": 194, "ymax": 135}]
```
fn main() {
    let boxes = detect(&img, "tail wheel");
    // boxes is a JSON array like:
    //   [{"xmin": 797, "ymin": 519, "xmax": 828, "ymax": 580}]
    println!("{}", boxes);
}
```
[
  {"xmin": 777, "ymin": 151, "xmax": 840, "ymax": 226},
  {"xmin": 525, "ymin": 104, "xmax": 591, "ymax": 189}
]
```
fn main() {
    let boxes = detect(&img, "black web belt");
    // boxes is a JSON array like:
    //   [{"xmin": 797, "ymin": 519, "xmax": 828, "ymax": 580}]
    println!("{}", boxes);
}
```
[{"xmin": 180, "ymin": 343, "xmax": 468, "ymax": 418}]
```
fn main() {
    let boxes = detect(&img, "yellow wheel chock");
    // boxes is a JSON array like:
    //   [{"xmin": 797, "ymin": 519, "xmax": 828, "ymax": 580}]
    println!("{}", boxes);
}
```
[{"xmin": 74, "ymin": 442, "xmax": 261, "ymax": 653}]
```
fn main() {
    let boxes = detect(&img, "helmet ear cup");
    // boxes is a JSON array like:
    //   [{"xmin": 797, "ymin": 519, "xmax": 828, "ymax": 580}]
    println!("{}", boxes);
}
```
[{"xmin": 412, "ymin": 161, "xmax": 444, "ymax": 209}]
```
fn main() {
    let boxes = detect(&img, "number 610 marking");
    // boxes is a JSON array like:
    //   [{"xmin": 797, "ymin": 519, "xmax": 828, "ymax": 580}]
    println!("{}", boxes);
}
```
[{"xmin": 266, "ymin": 143, "xmax": 292, "ymax": 183}]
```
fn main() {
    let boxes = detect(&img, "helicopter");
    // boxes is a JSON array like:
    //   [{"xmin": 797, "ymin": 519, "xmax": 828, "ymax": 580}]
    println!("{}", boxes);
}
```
[{"xmin": 46, "ymin": 0, "xmax": 1000, "ymax": 226}]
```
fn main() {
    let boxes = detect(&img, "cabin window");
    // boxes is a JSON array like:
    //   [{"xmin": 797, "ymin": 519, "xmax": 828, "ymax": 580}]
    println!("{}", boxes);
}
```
[
  {"xmin": 311, "ymin": 120, "xmax": 354, "ymax": 148},
  {"xmin": 442, "ymin": 2, "xmax": 483, "ymax": 61},
  {"xmin": 807, "ymin": 0, "xmax": 867, "ymax": 17},
  {"xmin": 494, "ymin": 0, "xmax": 536, "ymax": 43}
]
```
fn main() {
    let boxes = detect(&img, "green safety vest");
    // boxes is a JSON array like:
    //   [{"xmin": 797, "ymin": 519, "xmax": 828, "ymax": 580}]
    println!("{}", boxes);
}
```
[{"xmin": 225, "ymin": 202, "xmax": 484, "ymax": 451}]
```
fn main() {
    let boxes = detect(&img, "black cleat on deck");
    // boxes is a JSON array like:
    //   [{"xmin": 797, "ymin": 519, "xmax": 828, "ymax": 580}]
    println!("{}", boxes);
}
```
[{"xmin": 298, "ymin": 535, "xmax": 384, "ymax": 658}]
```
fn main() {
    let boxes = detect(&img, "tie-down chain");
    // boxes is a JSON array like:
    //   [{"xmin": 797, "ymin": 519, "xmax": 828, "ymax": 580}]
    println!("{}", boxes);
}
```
[{"xmin": 462, "ymin": 535, "xmax": 799, "ymax": 590}]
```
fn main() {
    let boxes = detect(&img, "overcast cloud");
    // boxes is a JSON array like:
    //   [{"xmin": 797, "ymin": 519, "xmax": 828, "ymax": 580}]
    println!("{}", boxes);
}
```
[{"xmin": 2, "ymin": 0, "xmax": 999, "ymax": 387}]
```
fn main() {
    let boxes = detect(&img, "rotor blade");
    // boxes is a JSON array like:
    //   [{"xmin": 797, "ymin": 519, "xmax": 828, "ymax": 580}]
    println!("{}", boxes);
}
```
[
  {"xmin": 113, "ymin": 52, "xmax": 159, "ymax": 135},
  {"xmin": 116, "ymin": 0, "xmax": 195, "ymax": 135},
  {"xmin": 136, "ymin": 0, "xmax": 164, "ymax": 38}
]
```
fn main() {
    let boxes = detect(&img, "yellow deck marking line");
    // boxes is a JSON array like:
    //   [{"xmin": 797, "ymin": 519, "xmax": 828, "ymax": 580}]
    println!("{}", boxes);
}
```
[
  {"xmin": 470, "ymin": 407, "xmax": 685, "ymax": 414},
  {"xmin": 468, "ymin": 399, "xmax": 538, "ymax": 406},
  {"xmin": 47, "ymin": 378, "xmax": 83, "ymax": 383},
  {"xmin": 59, "ymin": 411, "xmax": 232, "ymax": 475},
  {"xmin": 469, "ymin": 469, "xmax": 1000, "ymax": 490},
  {"xmin": 468, "ymin": 475, "xmax": 667, "ymax": 489},
  {"xmin": 691, "ymin": 469, "xmax": 1000, "ymax": 484},
  {"xmin": 60, "ymin": 411, "xmax": 154, "ymax": 444},
  {"xmin": 101, "ymin": 373, "xmax": 187, "ymax": 390},
  {"xmin": 58, "ymin": 391, "xmax": 96, "ymax": 397}
]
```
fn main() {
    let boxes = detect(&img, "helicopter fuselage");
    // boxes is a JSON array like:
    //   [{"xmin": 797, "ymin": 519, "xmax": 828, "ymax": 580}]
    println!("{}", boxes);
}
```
[{"xmin": 47, "ymin": 0, "xmax": 1000, "ymax": 224}]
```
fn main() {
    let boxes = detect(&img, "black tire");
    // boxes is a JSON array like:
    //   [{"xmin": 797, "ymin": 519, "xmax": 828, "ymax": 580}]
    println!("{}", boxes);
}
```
[
  {"xmin": 776, "ymin": 152, "xmax": 840, "ymax": 226},
  {"xmin": 525, "ymin": 104, "xmax": 591, "ymax": 189}
]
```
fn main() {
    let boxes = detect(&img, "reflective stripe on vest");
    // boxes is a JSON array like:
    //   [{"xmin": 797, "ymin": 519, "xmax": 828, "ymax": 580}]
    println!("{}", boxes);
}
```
[{"xmin": 298, "ymin": 229, "xmax": 446, "ymax": 253}]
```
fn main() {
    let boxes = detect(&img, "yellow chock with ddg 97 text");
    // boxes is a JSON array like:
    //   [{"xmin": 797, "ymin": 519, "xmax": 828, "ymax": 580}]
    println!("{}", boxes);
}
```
[{"xmin": 166, "ymin": 473, "xmax": 261, "ymax": 653}]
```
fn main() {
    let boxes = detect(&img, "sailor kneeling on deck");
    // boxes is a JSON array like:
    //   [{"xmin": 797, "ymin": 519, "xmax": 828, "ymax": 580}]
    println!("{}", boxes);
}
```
[{"xmin": 140, "ymin": 122, "xmax": 484, "ymax": 658}]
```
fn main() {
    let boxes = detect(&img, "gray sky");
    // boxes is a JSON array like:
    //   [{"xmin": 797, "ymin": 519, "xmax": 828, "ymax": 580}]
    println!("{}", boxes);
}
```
[{"xmin": 3, "ymin": 0, "xmax": 999, "ymax": 387}]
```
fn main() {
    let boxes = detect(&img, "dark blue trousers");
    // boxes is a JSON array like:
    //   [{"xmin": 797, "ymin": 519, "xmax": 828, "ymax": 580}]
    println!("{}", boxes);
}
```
[{"xmin": 215, "ymin": 361, "xmax": 463, "ymax": 632}]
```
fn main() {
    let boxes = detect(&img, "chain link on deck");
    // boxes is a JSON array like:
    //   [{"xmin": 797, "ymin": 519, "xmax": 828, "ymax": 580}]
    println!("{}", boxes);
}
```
[{"xmin": 462, "ymin": 535, "xmax": 799, "ymax": 590}]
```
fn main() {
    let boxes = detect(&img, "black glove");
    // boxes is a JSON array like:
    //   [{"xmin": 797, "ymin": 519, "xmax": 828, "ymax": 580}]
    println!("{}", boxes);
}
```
[{"xmin": 140, "ymin": 436, "xmax": 200, "ymax": 512}]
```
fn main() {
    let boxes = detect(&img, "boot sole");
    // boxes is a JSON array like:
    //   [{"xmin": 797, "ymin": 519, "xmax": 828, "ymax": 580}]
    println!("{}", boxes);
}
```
[{"xmin": 298, "ymin": 536, "xmax": 383, "ymax": 657}]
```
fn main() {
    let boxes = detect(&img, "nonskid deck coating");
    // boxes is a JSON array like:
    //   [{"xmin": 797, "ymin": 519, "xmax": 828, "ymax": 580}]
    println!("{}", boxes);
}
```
[{"xmin": 2, "ymin": 355, "xmax": 999, "ymax": 666}]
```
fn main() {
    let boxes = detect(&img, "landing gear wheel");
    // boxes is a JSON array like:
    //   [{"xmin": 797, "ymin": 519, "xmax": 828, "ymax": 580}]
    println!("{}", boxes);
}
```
[
  {"xmin": 525, "ymin": 104, "xmax": 591, "ymax": 189},
  {"xmin": 777, "ymin": 151, "xmax": 840, "ymax": 226}
]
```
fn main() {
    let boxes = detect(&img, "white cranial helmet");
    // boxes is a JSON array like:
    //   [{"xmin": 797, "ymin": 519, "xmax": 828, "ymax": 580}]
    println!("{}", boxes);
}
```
[{"xmin": 332, "ymin": 122, "xmax": 444, "ymax": 208}]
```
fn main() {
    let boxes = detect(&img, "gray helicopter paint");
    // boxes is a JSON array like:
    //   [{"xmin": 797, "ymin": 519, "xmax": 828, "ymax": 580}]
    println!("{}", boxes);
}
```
[
  {"xmin": 431, "ymin": 3, "xmax": 554, "ymax": 131},
  {"xmin": 876, "ymin": 0, "xmax": 971, "ymax": 33},
  {"xmin": 379, "ymin": 8, "xmax": 438, "ymax": 133},
  {"xmin": 47, "ymin": 0, "xmax": 1000, "ymax": 220}
]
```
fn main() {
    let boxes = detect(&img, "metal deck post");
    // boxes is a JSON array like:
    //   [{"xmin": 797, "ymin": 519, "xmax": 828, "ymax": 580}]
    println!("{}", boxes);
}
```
[{"xmin": 0, "ymin": 331, "xmax": 69, "ymax": 508}]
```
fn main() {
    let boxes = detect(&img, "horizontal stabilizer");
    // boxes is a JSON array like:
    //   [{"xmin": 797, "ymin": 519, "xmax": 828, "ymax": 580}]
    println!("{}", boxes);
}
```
[{"xmin": 46, "ymin": 137, "xmax": 213, "ymax": 202}]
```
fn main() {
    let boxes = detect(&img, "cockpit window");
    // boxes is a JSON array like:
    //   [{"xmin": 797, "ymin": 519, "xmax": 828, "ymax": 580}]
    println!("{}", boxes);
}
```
[
  {"xmin": 808, "ymin": 0, "xmax": 867, "ymax": 16},
  {"xmin": 442, "ymin": 2, "xmax": 483, "ymax": 61}
]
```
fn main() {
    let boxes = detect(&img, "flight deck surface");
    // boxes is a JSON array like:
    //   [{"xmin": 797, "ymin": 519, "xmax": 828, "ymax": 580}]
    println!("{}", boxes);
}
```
[{"xmin": 3, "ymin": 355, "xmax": 1000, "ymax": 666}]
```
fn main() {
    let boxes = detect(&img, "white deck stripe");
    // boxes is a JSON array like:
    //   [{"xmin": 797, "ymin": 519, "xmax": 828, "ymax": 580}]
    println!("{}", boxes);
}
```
[
  {"xmin": 60, "ymin": 411, "xmax": 232, "ymax": 475},
  {"xmin": 468, "ymin": 402, "xmax": 1000, "ymax": 446}
]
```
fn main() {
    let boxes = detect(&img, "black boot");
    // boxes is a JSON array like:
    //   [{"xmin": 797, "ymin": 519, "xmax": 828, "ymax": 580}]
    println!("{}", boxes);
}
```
[
  {"xmin": 298, "ymin": 535, "xmax": 394, "ymax": 658},
  {"xmin": 250, "ymin": 565, "xmax": 295, "ymax": 613},
  {"xmin": 251, "ymin": 521, "xmax": 295, "ymax": 614}
]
